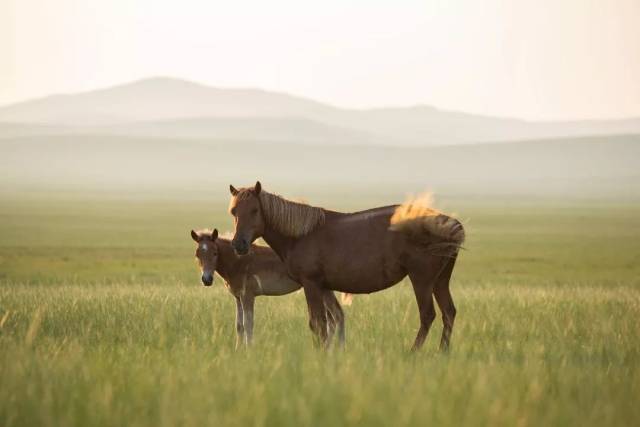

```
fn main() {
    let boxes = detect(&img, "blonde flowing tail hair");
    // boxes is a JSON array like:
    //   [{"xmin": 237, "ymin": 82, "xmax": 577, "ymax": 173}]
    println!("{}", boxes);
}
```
[
  {"xmin": 341, "ymin": 293, "xmax": 354, "ymax": 306},
  {"xmin": 389, "ymin": 193, "xmax": 465, "ymax": 256}
]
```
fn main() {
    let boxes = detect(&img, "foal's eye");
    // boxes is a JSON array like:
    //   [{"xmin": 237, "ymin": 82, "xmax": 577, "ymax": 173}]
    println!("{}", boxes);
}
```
[
  {"xmin": 251, "ymin": 208, "xmax": 258, "ymax": 215},
  {"xmin": 230, "ymin": 207, "xmax": 237, "ymax": 216}
]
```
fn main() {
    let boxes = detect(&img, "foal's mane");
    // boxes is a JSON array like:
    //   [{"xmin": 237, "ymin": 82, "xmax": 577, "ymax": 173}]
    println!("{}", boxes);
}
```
[
  {"xmin": 193, "ymin": 229, "xmax": 216, "ymax": 240},
  {"xmin": 193, "ymin": 229, "xmax": 270, "ymax": 250},
  {"xmin": 233, "ymin": 189, "xmax": 325, "ymax": 238}
]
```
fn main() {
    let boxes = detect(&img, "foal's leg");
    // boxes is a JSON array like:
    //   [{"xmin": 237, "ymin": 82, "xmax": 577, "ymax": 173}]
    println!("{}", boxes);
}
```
[
  {"xmin": 433, "ymin": 254, "xmax": 458, "ymax": 352},
  {"xmin": 234, "ymin": 296, "xmax": 245, "ymax": 350},
  {"xmin": 241, "ymin": 294, "xmax": 255, "ymax": 346},
  {"xmin": 408, "ymin": 256, "xmax": 448, "ymax": 351},
  {"xmin": 323, "ymin": 290, "xmax": 345, "ymax": 349},
  {"xmin": 302, "ymin": 281, "xmax": 329, "ymax": 348}
]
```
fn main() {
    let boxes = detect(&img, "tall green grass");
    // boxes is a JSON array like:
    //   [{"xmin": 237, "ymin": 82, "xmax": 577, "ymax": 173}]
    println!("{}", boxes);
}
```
[{"xmin": 1, "ymin": 194, "xmax": 639, "ymax": 426}]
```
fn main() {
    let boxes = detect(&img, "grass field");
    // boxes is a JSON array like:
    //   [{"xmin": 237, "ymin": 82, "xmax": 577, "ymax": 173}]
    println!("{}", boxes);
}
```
[{"xmin": 1, "ymin": 192, "xmax": 639, "ymax": 426}]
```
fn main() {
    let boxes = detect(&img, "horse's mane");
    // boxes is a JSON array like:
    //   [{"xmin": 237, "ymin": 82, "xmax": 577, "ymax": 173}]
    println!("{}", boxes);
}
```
[{"xmin": 232, "ymin": 189, "xmax": 325, "ymax": 238}]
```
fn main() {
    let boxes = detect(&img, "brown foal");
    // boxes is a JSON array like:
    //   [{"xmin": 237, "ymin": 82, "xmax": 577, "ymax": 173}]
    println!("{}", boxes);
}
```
[
  {"xmin": 191, "ymin": 228, "xmax": 346, "ymax": 348},
  {"xmin": 228, "ymin": 182, "xmax": 464, "ymax": 351}
]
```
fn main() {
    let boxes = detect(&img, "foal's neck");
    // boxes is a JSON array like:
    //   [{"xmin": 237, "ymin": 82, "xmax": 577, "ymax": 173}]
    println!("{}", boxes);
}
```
[{"xmin": 214, "ymin": 239, "xmax": 240, "ymax": 282}]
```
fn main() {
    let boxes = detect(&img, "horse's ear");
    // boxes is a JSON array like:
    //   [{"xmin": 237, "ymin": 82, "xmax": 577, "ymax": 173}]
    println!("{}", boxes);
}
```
[
  {"xmin": 229, "ymin": 185, "xmax": 239, "ymax": 196},
  {"xmin": 190, "ymin": 230, "xmax": 199, "ymax": 242},
  {"xmin": 254, "ymin": 181, "xmax": 261, "ymax": 195},
  {"xmin": 211, "ymin": 229, "xmax": 218, "ymax": 241}
]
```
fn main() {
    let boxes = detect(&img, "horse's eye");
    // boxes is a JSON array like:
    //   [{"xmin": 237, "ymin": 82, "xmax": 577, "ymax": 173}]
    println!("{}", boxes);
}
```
[
  {"xmin": 230, "ymin": 207, "xmax": 237, "ymax": 216},
  {"xmin": 251, "ymin": 208, "xmax": 258, "ymax": 215}
]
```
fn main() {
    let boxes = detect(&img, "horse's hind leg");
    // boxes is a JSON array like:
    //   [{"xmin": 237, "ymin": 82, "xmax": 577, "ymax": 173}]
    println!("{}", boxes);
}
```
[
  {"xmin": 433, "ymin": 254, "xmax": 458, "ymax": 352},
  {"xmin": 323, "ymin": 290, "xmax": 345, "ymax": 349},
  {"xmin": 409, "ymin": 277, "xmax": 436, "ymax": 351},
  {"xmin": 408, "ymin": 256, "xmax": 449, "ymax": 351}
]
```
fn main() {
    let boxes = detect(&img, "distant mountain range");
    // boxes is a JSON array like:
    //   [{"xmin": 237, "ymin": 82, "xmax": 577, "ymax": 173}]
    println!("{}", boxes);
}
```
[
  {"xmin": 2, "ymin": 77, "xmax": 638, "ymax": 198},
  {"xmin": 2, "ymin": 131, "xmax": 638, "ymax": 198},
  {"xmin": 1, "ymin": 77, "xmax": 639, "ymax": 146}
]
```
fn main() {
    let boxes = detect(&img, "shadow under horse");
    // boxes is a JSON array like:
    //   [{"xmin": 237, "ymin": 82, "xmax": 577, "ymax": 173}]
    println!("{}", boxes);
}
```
[{"xmin": 228, "ymin": 182, "xmax": 464, "ymax": 351}]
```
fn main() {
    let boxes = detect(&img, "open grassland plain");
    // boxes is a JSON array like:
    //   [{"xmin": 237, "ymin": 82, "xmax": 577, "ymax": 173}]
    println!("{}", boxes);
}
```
[{"xmin": 1, "ymin": 192, "xmax": 640, "ymax": 426}]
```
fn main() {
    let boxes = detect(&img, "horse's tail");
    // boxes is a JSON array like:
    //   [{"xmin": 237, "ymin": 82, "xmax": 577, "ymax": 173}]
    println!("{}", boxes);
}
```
[
  {"xmin": 341, "ymin": 292, "xmax": 353, "ymax": 306},
  {"xmin": 389, "ymin": 193, "xmax": 465, "ymax": 256}
]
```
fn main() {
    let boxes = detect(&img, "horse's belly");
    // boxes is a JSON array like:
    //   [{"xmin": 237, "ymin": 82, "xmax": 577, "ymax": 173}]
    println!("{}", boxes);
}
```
[
  {"xmin": 291, "ymin": 214, "xmax": 408, "ymax": 293},
  {"xmin": 322, "ymin": 257, "xmax": 406, "ymax": 294}
]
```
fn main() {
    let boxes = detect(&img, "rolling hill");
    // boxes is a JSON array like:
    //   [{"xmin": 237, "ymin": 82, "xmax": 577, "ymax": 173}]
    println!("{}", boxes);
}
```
[{"xmin": 1, "ymin": 77, "xmax": 639, "ymax": 146}]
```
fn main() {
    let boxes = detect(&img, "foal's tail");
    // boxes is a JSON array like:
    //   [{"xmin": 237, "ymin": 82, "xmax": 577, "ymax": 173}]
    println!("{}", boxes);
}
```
[
  {"xmin": 341, "ymin": 292, "xmax": 354, "ymax": 306},
  {"xmin": 389, "ymin": 193, "xmax": 465, "ymax": 256}
]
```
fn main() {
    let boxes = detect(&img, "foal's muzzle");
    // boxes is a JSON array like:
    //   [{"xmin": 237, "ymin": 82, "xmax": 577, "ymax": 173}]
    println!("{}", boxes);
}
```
[{"xmin": 201, "ymin": 273, "xmax": 213, "ymax": 286}]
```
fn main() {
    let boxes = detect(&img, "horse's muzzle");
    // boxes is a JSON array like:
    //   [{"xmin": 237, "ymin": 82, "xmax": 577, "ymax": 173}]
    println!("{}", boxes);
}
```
[
  {"xmin": 201, "ymin": 273, "xmax": 213, "ymax": 286},
  {"xmin": 232, "ymin": 239, "xmax": 249, "ymax": 256}
]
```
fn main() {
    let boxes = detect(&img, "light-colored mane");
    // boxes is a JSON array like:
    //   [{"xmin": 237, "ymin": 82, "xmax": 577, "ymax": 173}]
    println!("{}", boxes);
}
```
[
  {"xmin": 259, "ymin": 191, "xmax": 325, "ymax": 237},
  {"xmin": 217, "ymin": 230, "xmax": 236, "ymax": 241},
  {"xmin": 233, "ymin": 189, "xmax": 325, "ymax": 238},
  {"xmin": 194, "ymin": 229, "xmax": 216, "ymax": 239},
  {"xmin": 195, "ymin": 229, "xmax": 270, "ymax": 246}
]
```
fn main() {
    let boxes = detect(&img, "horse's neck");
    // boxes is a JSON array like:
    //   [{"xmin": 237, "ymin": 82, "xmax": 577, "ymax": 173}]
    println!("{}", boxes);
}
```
[
  {"xmin": 262, "ymin": 227, "xmax": 296, "ymax": 262},
  {"xmin": 215, "ymin": 240, "xmax": 239, "ymax": 282},
  {"xmin": 262, "ymin": 208, "xmax": 345, "ymax": 261}
]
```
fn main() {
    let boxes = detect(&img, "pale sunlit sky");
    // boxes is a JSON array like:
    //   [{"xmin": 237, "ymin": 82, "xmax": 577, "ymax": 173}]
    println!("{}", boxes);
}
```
[{"xmin": 1, "ymin": 0, "xmax": 639, "ymax": 120}]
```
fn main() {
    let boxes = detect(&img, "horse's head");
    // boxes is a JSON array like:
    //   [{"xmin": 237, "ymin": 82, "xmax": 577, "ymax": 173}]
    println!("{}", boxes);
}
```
[
  {"xmin": 229, "ymin": 181, "xmax": 265, "ymax": 256},
  {"xmin": 190, "ymin": 228, "xmax": 219, "ymax": 286}
]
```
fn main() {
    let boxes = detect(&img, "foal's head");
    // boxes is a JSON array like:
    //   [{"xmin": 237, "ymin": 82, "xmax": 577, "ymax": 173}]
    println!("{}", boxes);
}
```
[
  {"xmin": 228, "ymin": 181, "xmax": 265, "ymax": 255},
  {"xmin": 190, "ymin": 228, "xmax": 219, "ymax": 286}
]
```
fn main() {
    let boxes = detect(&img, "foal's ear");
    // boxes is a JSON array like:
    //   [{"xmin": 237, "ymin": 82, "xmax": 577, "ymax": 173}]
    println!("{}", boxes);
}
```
[
  {"xmin": 254, "ymin": 181, "xmax": 262, "ymax": 195},
  {"xmin": 211, "ymin": 229, "xmax": 218, "ymax": 241},
  {"xmin": 190, "ymin": 230, "xmax": 199, "ymax": 242},
  {"xmin": 229, "ymin": 185, "xmax": 239, "ymax": 196}
]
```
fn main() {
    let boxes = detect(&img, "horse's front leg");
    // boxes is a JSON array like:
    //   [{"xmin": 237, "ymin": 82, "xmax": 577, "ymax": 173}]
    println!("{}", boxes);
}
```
[
  {"xmin": 302, "ymin": 280, "xmax": 329, "ymax": 349},
  {"xmin": 234, "ymin": 296, "xmax": 245, "ymax": 350},
  {"xmin": 323, "ymin": 290, "xmax": 345, "ymax": 349},
  {"xmin": 241, "ymin": 294, "xmax": 255, "ymax": 346}
]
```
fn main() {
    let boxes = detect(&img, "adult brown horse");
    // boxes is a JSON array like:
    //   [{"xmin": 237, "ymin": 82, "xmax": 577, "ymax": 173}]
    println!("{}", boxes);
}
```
[{"xmin": 228, "ymin": 182, "xmax": 465, "ymax": 351}]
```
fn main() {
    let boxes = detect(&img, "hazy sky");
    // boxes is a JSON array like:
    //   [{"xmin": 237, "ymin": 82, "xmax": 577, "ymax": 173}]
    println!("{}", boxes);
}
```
[{"xmin": 1, "ymin": 0, "xmax": 639, "ymax": 120}]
